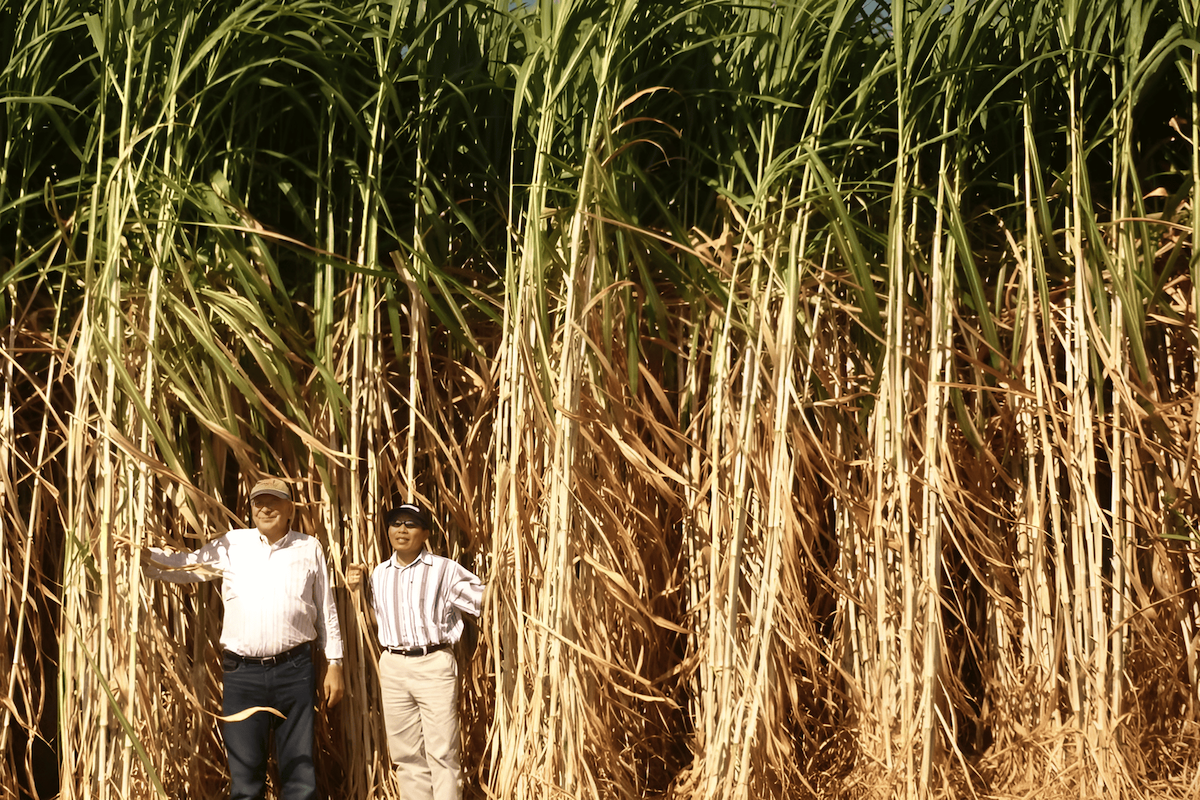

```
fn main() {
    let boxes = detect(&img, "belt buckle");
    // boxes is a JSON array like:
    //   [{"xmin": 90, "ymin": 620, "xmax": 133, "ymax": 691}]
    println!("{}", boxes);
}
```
[{"xmin": 260, "ymin": 653, "xmax": 280, "ymax": 666}]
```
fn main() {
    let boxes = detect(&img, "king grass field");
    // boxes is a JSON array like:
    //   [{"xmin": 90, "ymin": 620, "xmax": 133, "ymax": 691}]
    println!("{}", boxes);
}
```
[{"xmin": 3, "ymin": 0, "xmax": 1200, "ymax": 797}]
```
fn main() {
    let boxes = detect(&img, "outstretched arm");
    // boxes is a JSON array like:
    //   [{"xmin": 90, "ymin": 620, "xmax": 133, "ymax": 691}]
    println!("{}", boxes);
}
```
[{"xmin": 141, "ymin": 539, "xmax": 226, "ymax": 584}]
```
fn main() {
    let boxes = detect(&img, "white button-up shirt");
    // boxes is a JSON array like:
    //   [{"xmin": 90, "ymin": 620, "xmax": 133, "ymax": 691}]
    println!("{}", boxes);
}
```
[
  {"xmin": 147, "ymin": 528, "xmax": 344, "ymax": 660},
  {"xmin": 369, "ymin": 549, "xmax": 483, "ymax": 649}
]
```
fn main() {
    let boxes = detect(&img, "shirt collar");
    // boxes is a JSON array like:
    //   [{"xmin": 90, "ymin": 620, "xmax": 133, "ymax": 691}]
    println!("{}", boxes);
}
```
[
  {"xmin": 256, "ymin": 529, "xmax": 299, "ymax": 549},
  {"xmin": 388, "ymin": 547, "xmax": 431, "ymax": 570}
]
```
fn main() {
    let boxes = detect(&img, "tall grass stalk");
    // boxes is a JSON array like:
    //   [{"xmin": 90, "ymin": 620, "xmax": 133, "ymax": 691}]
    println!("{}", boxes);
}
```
[{"xmin": 5, "ymin": 0, "xmax": 1200, "ymax": 797}]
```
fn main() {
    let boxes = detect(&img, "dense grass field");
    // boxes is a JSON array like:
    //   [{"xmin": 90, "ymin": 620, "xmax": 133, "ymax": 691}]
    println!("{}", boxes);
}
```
[{"xmin": 2, "ymin": 0, "xmax": 1200, "ymax": 796}]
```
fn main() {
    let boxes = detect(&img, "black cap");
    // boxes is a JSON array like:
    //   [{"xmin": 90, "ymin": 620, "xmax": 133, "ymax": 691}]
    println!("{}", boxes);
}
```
[{"xmin": 385, "ymin": 502, "xmax": 432, "ymax": 529}]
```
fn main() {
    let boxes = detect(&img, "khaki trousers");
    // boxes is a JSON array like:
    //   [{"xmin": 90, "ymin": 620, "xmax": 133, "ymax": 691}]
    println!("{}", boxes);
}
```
[{"xmin": 378, "ymin": 649, "xmax": 461, "ymax": 800}]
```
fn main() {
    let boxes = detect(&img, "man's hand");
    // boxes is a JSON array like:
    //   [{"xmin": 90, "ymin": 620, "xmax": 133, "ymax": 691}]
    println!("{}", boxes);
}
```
[
  {"xmin": 323, "ymin": 663, "xmax": 344, "ymax": 708},
  {"xmin": 346, "ymin": 563, "xmax": 368, "ymax": 592}
]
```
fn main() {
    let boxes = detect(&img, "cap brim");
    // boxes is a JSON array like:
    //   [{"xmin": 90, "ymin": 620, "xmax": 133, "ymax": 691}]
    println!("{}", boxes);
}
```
[
  {"xmin": 386, "ymin": 511, "xmax": 429, "ymax": 527},
  {"xmin": 251, "ymin": 489, "xmax": 292, "ymax": 501}
]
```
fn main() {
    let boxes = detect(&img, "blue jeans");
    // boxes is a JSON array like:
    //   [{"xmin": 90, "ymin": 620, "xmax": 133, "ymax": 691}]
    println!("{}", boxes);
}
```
[{"xmin": 221, "ymin": 648, "xmax": 317, "ymax": 800}]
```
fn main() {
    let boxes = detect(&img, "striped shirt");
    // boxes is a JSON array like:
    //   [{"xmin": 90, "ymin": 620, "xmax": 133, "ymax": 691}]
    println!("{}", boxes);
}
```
[
  {"xmin": 369, "ymin": 549, "xmax": 483, "ymax": 649},
  {"xmin": 146, "ymin": 528, "xmax": 344, "ymax": 660}
]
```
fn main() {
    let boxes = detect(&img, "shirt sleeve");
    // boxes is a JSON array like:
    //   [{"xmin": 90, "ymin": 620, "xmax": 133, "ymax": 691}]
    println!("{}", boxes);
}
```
[
  {"xmin": 313, "ymin": 542, "xmax": 344, "ymax": 660},
  {"xmin": 144, "ymin": 537, "xmax": 227, "ymax": 584},
  {"xmin": 371, "ymin": 561, "xmax": 390, "ymax": 612},
  {"xmin": 367, "ymin": 564, "xmax": 385, "ymax": 636},
  {"xmin": 446, "ymin": 563, "xmax": 485, "ymax": 618}
]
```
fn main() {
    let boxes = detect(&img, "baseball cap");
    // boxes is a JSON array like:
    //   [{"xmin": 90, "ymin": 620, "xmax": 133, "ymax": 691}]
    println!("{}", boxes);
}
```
[
  {"xmin": 385, "ymin": 502, "xmax": 432, "ymax": 528},
  {"xmin": 250, "ymin": 478, "xmax": 291, "ymax": 501}
]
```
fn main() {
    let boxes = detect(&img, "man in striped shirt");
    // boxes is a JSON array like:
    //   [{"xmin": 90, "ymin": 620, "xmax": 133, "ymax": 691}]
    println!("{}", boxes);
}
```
[
  {"xmin": 347, "ymin": 502, "xmax": 483, "ymax": 800},
  {"xmin": 143, "ymin": 477, "xmax": 345, "ymax": 800}
]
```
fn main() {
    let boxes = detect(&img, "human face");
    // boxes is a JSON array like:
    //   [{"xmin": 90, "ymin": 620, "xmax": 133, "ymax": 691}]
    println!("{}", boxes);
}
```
[
  {"xmin": 251, "ymin": 495, "xmax": 293, "ymax": 542},
  {"xmin": 388, "ymin": 517, "xmax": 429, "ymax": 564}
]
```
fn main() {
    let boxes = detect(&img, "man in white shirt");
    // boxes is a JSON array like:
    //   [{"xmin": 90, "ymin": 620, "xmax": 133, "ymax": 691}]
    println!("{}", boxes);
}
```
[
  {"xmin": 347, "ymin": 502, "xmax": 483, "ymax": 800},
  {"xmin": 143, "ymin": 477, "xmax": 345, "ymax": 800}
]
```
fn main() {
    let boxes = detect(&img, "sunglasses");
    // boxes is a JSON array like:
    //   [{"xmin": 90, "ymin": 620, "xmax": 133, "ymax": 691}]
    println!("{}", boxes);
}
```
[{"xmin": 390, "ymin": 519, "xmax": 424, "ymax": 529}]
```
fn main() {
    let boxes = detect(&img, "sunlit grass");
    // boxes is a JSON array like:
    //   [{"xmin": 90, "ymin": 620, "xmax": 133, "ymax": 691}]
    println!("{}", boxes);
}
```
[{"xmin": 2, "ymin": 0, "xmax": 1199, "ymax": 797}]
